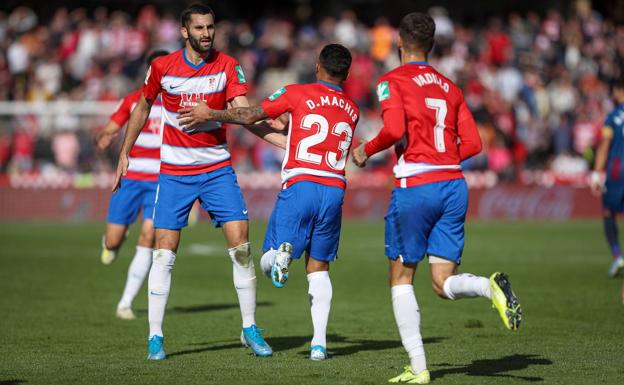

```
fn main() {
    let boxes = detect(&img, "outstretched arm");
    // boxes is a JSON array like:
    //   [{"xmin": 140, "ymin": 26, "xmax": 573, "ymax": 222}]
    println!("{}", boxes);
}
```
[
  {"xmin": 177, "ymin": 99, "xmax": 267, "ymax": 126},
  {"xmin": 229, "ymin": 96, "xmax": 287, "ymax": 149},
  {"xmin": 178, "ymin": 97, "xmax": 287, "ymax": 149},
  {"xmin": 352, "ymin": 108, "xmax": 406, "ymax": 167}
]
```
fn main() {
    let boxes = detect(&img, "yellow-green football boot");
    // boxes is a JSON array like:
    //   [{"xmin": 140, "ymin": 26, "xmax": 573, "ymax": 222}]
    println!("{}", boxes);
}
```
[
  {"xmin": 388, "ymin": 366, "xmax": 430, "ymax": 384},
  {"xmin": 490, "ymin": 272, "xmax": 522, "ymax": 330}
]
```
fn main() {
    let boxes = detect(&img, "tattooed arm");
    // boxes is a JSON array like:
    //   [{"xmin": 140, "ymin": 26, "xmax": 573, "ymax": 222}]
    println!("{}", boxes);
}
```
[
  {"xmin": 177, "ymin": 99, "xmax": 267, "ymax": 126},
  {"xmin": 177, "ymin": 98, "xmax": 287, "ymax": 149}
]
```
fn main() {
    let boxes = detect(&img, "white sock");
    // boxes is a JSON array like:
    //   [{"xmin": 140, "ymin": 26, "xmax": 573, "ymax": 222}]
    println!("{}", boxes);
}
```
[
  {"xmin": 148, "ymin": 249, "xmax": 176, "ymax": 337},
  {"xmin": 229, "ymin": 244, "xmax": 257, "ymax": 328},
  {"xmin": 260, "ymin": 249, "xmax": 276, "ymax": 278},
  {"xmin": 442, "ymin": 273, "xmax": 491, "ymax": 300},
  {"xmin": 391, "ymin": 284, "xmax": 426, "ymax": 374},
  {"xmin": 308, "ymin": 271, "xmax": 332, "ymax": 347},
  {"xmin": 117, "ymin": 246, "xmax": 153, "ymax": 309}
]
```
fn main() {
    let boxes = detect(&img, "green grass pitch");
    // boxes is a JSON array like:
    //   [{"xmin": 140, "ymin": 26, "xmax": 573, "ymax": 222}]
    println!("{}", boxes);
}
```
[{"xmin": 1, "ymin": 220, "xmax": 623, "ymax": 384}]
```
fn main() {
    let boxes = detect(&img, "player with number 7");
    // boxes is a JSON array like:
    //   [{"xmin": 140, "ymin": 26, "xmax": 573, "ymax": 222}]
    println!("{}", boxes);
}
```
[
  {"xmin": 351, "ymin": 12, "xmax": 522, "ymax": 385},
  {"xmin": 178, "ymin": 43, "xmax": 358, "ymax": 362}
]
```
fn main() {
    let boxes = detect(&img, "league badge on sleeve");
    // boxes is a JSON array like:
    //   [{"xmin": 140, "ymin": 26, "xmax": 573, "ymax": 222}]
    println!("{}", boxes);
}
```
[
  {"xmin": 235, "ymin": 65, "xmax": 247, "ymax": 84},
  {"xmin": 377, "ymin": 81, "xmax": 390, "ymax": 101},
  {"xmin": 268, "ymin": 87, "xmax": 286, "ymax": 101}
]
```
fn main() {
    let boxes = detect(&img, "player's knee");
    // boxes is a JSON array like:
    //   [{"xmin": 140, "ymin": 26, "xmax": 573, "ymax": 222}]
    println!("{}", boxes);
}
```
[
  {"xmin": 138, "ymin": 229, "xmax": 155, "ymax": 248},
  {"xmin": 153, "ymin": 249, "xmax": 176, "ymax": 267},
  {"xmin": 138, "ymin": 230, "xmax": 155, "ymax": 247},
  {"xmin": 431, "ymin": 275, "xmax": 449, "ymax": 299},
  {"xmin": 306, "ymin": 257, "xmax": 329, "ymax": 274},
  {"xmin": 104, "ymin": 232, "xmax": 125, "ymax": 250},
  {"xmin": 229, "ymin": 242, "xmax": 252, "ymax": 268},
  {"xmin": 104, "ymin": 238, "xmax": 122, "ymax": 251}
]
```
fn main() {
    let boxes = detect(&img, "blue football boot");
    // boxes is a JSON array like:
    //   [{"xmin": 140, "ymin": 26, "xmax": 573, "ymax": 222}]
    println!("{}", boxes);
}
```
[
  {"xmin": 147, "ymin": 335, "xmax": 166, "ymax": 360},
  {"xmin": 241, "ymin": 325, "xmax": 272, "ymax": 357}
]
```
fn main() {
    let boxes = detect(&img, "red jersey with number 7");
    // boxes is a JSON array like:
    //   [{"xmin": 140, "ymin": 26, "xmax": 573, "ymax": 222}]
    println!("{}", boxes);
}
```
[
  {"xmin": 365, "ymin": 62, "xmax": 481, "ymax": 188},
  {"xmin": 260, "ymin": 81, "xmax": 360, "ymax": 189}
]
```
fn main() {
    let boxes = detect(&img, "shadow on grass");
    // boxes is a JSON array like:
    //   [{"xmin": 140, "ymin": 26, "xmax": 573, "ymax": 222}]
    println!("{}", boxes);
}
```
[
  {"xmin": 169, "ymin": 334, "xmax": 446, "ymax": 358},
  {"xmin": 167, "ymin": 342, "xmax": 244, "ymax": 358},
  {"xmin": 0, "ymin": 381, "xmax": 27, "ymax": 385},
  {"xmin": 431, "ymin": 354, "xmax": 553, "ymax": 382},
  {"xmin": 135, "ymin": 301, "xmax": 273, "ymax": 315},
  {"xmin": 328, "ymin": 336, "xmax": 445, "ymax": 357}
]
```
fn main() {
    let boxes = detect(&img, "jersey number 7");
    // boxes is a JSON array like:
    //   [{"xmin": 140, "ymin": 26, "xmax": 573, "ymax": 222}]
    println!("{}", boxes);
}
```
[{"xmin": 425, "ymin": 98, "xmax": 447, "ymax": 153}]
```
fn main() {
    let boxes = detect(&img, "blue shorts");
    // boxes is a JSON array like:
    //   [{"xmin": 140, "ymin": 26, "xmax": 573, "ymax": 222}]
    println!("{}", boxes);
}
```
[
  {"xmin": 263, "ymin": 181, "xmax": 344, "ymax": 262},
  {"xmin": 153, "ymin": 166, "xmax": 248, "ymax": 230},
  {"xmin": 107, "ymin": 178, "xmax": 158, "ymax": 225},
  {"xmin": 385, "ymin": 178, "xmax": 468, "ymax": 264},
  {"xmin": 603, "ymin": 180, "xmax": 624, "ymax": 212}
]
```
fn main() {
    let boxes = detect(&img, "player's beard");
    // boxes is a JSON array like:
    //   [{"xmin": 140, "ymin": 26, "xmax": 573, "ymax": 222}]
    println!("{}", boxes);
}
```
[
  {"xmin": 397, "ymin": 46, "xmax": 403, "ymax": 64},
  {"xmin": 188, "ymin": 34, "xmax": 213, "ymax": 54}
]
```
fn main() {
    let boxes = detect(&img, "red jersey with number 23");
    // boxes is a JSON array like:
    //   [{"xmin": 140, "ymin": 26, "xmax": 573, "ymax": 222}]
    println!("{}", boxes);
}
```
[
  {"xmin": 143, "ymin": 48, "xmax": 248, "ymax": 176},
  {"xmin": 109, "ymin": 88, "xmax": 162, "ymax": 181},
  {"xmin": 365, "ymin": 62, "xmax": 481, "ymax": 188},
  {"xmin": 261, "ymin": 82, "xmax": 360, "ymax": 189}
]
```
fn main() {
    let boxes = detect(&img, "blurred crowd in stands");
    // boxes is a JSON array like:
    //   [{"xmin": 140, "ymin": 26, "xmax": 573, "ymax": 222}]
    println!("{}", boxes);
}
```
[{"xmin": 0, "ymin": 1, "xmax": 623, "ymax": 185}]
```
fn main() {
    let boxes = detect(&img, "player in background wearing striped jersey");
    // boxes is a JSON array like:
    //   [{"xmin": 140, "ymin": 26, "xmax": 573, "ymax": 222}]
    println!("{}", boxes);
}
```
[
  {"xmin": 591, "ymin": 80, "xmax": 624, "ymax": 284},
  {"xmin": 178, "ymin": 44, "xmax": 358, "ymax": 361},
  {"xmin": 97, "ymin": 50, "xmax": 168, "ymax": 321},
  {"xmin": 351, "ymin": 13, "xmax": 522, "ymax": 384},
  {"xmin": 113, "ymin": 4, "xmax": 285, "ymax": 360}
]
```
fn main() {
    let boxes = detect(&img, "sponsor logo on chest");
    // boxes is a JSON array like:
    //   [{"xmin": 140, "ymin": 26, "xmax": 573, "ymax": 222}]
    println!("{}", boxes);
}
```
[{"xmin": 162, "ymin": 73, "xmax": 227, "ymax": 107}]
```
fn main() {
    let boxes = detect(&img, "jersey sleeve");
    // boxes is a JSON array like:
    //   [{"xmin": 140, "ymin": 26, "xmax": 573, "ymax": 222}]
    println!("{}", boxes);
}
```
[
  {"xmin": 376, "ymin": 77, "xmax": 403, "ymax": 112},
  {"xmin": 143, "ymin": 59, "xmax": 163, "ymax": 102},
  {"xmin": 365, "ymin": 77, "xmax": 406, "ymax": 156},
  {"xmin": 260, "ymin": 85, "xmax": 294, "ymax": 119},
  {"xmin": 457, "ymin": 100, "xmax": 482, "ymax": 160},
  {"xmin": 225, "ymin": 60, "xmax": 249, "ymax": 101},
  {"xmin": 364, "ymin": 107, "xmax": 406, "ymax": 157},
  {"xmin": 109, "ymin": 95, "xmax": 133, "ymax": 126}
]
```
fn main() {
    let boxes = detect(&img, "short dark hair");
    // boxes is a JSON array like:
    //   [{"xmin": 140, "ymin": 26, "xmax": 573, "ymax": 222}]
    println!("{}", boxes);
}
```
[
  {"xmin": 147, "ymin": 50, "xmax": 169, "ymax": 65},
  {"xmin": 318, "ymin": 44, "xmax": 352, "ymax": 81},
  {"xmin": 399, "ymin": 12, "xmax": 436, "ymax": 53},
  {"xmin": 613, "ymin": 79, "xmax": 624, "ymax": 92},
  {"xmin": 180, "ymin": 3, "xmax": 215, "ymax": 28}
]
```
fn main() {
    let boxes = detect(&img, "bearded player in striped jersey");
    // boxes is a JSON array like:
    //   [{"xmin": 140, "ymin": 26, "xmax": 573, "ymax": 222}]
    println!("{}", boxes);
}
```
[
  {"xmin": 351, "ymin": 13, "xmax": 522, "ymax": 384},
  {"xmin": 96, "ymin": 50, "xmax": 168, "ymax": 321},
  {"xmin": 178, "ymin": 44, "xmax": 358, "ymax": 361},
  {"xmin": 113, "ymin": 4, "xmax": 284, "ymax": 360}
]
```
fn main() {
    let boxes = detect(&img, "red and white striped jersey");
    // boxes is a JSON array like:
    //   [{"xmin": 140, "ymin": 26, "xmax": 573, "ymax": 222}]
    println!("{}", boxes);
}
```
[
  {"xmin": 110, "ymin": 88, "xmax": 162, "ymax": 181},
  {"xmin": 143, "ymin": 48, "xmax": 248, "ymax": 175},
  {"xmin": 260, "ymin": 82, "xmax": 359, "ymax": 189}
]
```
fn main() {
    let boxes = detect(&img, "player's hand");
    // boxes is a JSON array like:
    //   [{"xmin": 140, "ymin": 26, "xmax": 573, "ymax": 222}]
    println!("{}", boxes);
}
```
[
  {"xmin": 177, "ymin": 100, "xmax": 212, "ymax": 130},
  {"xmin": 351, "ymin": 143, "xmax": 368, "ymax": 168},
  {"xmin": 590, "ymin": 171, "xmax": 604, "ymax": 197},
  {"xmin": 96, "ymin": 133, "xmax": 112, "ymax": 151},
  {"xmin": 267, "ymin": 113, "xmax": 289, "ymax": 131},
  {"xmin": 112, "ymin": 154, "xmax": 129, "ymax": 193},
  {"xmin": 267, "ymin": 119, "xmax": 285, "ymax": 131}
]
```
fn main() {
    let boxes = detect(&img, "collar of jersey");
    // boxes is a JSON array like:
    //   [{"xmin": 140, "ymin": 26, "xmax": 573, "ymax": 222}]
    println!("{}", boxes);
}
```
[
  {"xmin": 182, "ymin": 48, "xmax": 211, "ymax": 70},
  {"xmin": 407, "ymin": 61, "xmax": 429, "ymax": 66},
  {"xmin": 318, "ymin": 80, "xmax": 342, "ymax": 91}
]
